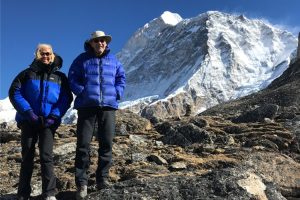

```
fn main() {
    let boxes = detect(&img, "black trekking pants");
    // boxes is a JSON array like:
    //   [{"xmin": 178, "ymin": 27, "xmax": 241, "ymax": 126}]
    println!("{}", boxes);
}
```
[
  {"xmin": 17, "ymin": 123, "xmax": 56, "ymax": 198},
  {"xmin": 75, "ymin": 106, "xmax": 116, "ymax": 187}
]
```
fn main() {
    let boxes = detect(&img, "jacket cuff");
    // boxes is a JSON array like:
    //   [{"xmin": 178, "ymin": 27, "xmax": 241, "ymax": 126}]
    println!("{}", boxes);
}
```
[{"xmin": 49, "ymin": 114, "xmax": 59, "ymax": 120}]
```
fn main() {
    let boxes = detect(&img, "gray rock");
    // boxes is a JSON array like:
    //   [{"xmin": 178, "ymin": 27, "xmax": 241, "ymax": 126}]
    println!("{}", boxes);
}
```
[{"xmin": 232, "ymin": 104, "xmax": 279, "ymax": 123}]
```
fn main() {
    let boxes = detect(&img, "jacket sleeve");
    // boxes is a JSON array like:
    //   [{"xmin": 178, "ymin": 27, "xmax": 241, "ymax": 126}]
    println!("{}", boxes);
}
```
[
  {"xmin": 115, "ymin": 60, "xmax": 126, "ymax": 100},
  {"xmin": 49, "ymin": 73, "xmax": 73, "ymax": 119},
  {"xmin": 68, "ymin": 57, "xmax": 84, "ymax": 96},
  {"xmin": 8, "ymin": 69, "xmax": 33, "ymax": 113}
]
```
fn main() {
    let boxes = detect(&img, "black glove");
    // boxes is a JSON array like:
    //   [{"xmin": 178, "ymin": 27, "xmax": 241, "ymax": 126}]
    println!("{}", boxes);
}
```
[
  {"xmin": 44, "ymin": 115, "xmax": 59, "ymax": 128},
  {"xmin": 25, "ymin": 110, "xmax": 39, "ymax": 125},
  {"xmin": 44, "ymin": 118, "xmax": 55, "ymax": 127}
]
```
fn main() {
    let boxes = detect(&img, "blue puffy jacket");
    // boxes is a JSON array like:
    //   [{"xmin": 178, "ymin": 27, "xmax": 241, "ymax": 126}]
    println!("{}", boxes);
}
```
[
  {"xmin": 68, "ymin": 42, "xmax": 126, "ymax": 109},
  {"xmin": 9, "ymin": 55, "xmax": 73, "ymax": 125}
]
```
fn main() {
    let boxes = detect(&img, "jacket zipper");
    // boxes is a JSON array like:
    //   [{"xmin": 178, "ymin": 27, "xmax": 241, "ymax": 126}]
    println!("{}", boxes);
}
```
[
  {"xmin": 44, "ymin": 73, "xmax": 51, "ymax": 115},
  {"xmin": 99, "ymin": 59, "xmax": 103, "ymax": 106},
  {"xmin": 39, "ymin": 73, "xmax": 45, "ymax": 115}
]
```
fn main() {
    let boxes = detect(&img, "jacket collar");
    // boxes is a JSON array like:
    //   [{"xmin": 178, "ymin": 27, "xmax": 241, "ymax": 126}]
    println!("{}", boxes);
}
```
[{"xmin": 30, "ymin": 54, "xmax": 63, "ymax": 73}]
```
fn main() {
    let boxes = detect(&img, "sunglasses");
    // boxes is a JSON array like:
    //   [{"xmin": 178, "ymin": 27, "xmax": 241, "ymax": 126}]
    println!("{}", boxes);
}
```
[
  {"xmin": 93, "ymin": 38, "xmax": 106, "ymax": 43},
  {"xmin": 40, "ymin": 52, "xmax": 52, "ymax": 56}
]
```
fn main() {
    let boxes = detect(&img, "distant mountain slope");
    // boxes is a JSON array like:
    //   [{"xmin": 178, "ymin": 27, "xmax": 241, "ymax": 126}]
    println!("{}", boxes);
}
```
[
  {"xmin": 201, "ymin": 59, "xmax": 300, "ymax": 118},
  {"xmin": 118, "ymin": 11, "xmax": 297, "ymax": 119}
]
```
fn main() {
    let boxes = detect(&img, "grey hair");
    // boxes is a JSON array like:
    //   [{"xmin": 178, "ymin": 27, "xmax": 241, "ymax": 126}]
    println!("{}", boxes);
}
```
[{"xmin": 34, "ymin": 43, "xmax": 55, "ymax": 63}]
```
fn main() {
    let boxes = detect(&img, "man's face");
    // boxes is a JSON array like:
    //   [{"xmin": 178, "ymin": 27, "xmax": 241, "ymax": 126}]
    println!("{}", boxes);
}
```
[{"xmin": 90, "ymin": 38, "xmax": 107, "ymax": 55}]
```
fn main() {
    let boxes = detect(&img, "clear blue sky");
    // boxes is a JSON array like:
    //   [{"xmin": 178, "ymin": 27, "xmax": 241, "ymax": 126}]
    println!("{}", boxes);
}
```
[{"xmin": 1, "ymin": 0, "xmax": 299, "ymax": 99}]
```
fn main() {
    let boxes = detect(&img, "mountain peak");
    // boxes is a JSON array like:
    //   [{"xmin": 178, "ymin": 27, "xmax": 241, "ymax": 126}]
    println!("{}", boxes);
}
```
[
  {"xmin": 159, "ymin": 11, "xmax": 182, "ymax": 26},
  {"xmin": 118, "ymin": 11, "xmax": 297, "ymax": 119}
]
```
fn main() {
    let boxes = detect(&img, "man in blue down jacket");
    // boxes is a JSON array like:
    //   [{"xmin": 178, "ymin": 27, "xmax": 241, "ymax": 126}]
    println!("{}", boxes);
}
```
[
  {"xmin": 68, "ymin": 30, "xmax": 125, "ymax": 200},
  {"xmin": 9, "ymin": 44, "xmax": 73, "ymax": 200}
]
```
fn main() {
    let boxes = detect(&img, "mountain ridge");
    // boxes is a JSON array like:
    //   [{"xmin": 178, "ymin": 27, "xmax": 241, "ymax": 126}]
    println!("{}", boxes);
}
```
[
  {"xmin": 0, "ymin": 11, "xmax": 298, "ymax": 124},
  {"xmin": 118, "ymin": 11, "xmax": 297, "ymax": 120}
]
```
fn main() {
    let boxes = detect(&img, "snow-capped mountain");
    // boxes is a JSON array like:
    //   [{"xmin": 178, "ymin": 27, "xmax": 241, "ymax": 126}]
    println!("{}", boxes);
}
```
[
  {"xmin": 0, "ymin": 97, "xmax": 16, "ymax": 124},
  {"xmin": 0, "ymin": 96, "xmax": 78, "ymax": 125},
  {"xmin": 0, "ymin": 11, "xmax": 298, "ymax": 123},
  {"xmin": 117, "ymin": 11, "xmax": 297, "ymax": 118}
]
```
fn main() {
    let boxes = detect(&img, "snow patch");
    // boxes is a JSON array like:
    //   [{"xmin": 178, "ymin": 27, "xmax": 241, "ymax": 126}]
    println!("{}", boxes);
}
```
[{"xmin": 160, "ymin": 11, "xmax": 182, "ymax": 26}]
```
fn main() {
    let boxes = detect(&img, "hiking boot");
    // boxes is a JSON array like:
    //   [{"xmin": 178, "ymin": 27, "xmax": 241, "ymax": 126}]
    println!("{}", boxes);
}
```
[
  {"xmin": 76, "ymin": 185, "xmax": 87, "ymax": 200},
  {"xmin": 17, "ymin": 196, "xmax": 29, "ymax": 200},
  {"xmin": 97, "ymin": 178, "xmax": 111, "ymax": 190},
  {"xmin": 44, "ymin": 196, "xmax": 57, "ymax": 200}
]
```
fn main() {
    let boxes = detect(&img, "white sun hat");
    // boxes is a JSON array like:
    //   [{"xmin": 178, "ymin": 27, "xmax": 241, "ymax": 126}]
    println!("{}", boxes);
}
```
[{"xmin": 89, "ymin": 30, "xmax": 112, "ymax": 43}]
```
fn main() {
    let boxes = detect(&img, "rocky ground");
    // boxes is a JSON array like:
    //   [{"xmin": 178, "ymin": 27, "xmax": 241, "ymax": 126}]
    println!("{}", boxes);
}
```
[
  {"xmin": 0, "ymin": 108, "xmax": 300, "ymax": 200},
  {"xmin": 1, "ymin": 61, "xmax": 300, "ymax": 199}
]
